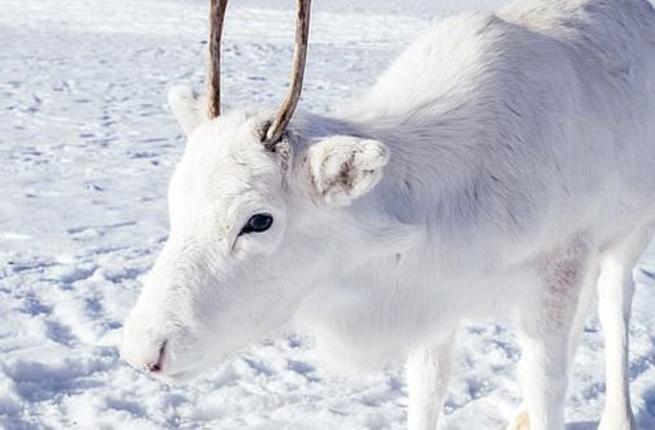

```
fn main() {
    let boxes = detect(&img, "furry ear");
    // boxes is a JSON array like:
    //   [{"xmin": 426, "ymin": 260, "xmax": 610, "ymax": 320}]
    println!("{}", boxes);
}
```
[
  {"xmin": 305, "ymin": 135, "xmax": 389, "ymax": 206},
  {"xmin": 167, "ymin": 85, "xmax": 204, "ymax": 135}
]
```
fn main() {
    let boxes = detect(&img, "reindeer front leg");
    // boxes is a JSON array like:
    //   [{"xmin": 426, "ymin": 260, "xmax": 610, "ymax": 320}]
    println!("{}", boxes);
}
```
[
  {"xmin": 515, "ymin": 325, "xmax": 571, "ymax": 430},
  {"xmin": 595, "ymin": 224, "xmax": 653, "ymax": 430},
  {"xmin": 508, "ymin": 260, "xmax": 600, "ymax": 430},
  {"xmin": 513, "ymin": 240, "xmax": 589, "ymax": 430},
  {"xmin": 406, "ymin": 335, "xmax": 455, "ymax": 430}
]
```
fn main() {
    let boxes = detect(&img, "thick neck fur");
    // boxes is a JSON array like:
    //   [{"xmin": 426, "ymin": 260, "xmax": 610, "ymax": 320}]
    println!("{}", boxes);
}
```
[{"xmin": 291, "ymin": 92, "xmax": 541, "ymax": 281}]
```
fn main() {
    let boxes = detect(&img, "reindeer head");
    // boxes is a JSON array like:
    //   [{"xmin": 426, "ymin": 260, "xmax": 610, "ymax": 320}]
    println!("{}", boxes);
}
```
[{"xmin": 120, "ymin": 0, "xmax": 390, "ymax": 382}]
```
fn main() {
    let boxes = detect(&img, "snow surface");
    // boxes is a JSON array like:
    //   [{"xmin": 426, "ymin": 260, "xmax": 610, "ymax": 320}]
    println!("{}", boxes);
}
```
[{"xmin": 1, "ymin": 0, "xmax": 654, "ymax": 428}]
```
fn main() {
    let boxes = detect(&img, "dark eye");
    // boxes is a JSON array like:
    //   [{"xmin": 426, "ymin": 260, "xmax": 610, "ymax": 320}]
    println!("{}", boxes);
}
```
[{"xmin": 240, "ymin": 213, "xmax": 274, "ymax": 235}]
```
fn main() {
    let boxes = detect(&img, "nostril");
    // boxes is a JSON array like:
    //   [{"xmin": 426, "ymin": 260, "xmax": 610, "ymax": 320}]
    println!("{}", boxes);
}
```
[{"xmin": 145, "ymin": 341, "xmax": 167, "ymax": 373}]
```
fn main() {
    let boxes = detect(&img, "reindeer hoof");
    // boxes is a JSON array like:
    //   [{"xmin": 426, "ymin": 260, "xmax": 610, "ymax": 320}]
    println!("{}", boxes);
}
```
[{"xmin": 506, "ymin": 409, "xmax": 530, "ymax": 430}]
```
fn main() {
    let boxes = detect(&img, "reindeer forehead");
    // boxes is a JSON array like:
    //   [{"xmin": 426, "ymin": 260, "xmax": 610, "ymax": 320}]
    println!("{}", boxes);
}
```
[{"xmin": 174, "ymin": 121, "xmax": 283, "ymax": 205}]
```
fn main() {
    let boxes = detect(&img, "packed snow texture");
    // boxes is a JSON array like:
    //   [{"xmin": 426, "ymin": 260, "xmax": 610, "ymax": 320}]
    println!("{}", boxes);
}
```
[{"xmin": 1, "ymin": 0, "xmax": 654, "ymax": 428}]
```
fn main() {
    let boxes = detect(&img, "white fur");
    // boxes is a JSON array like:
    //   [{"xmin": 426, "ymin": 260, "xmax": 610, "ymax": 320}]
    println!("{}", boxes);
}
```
[{"xmin": 121, "ymin": 1, "xmax": 655, "ymax": 428}]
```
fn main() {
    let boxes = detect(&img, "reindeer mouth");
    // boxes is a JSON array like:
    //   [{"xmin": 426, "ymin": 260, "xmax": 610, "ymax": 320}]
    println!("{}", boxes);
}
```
[
  {"xmin": 148, "ymin": 346, "xmax": 218, "ymax": 385},
  {"xmin": 146, "ymin": 362, "xmax": 202, "ymax": 384}
]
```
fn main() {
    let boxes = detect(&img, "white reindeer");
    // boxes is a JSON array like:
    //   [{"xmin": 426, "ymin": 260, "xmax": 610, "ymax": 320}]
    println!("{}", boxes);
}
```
[{"xmin": 120, "ymin": 0, "xmax": 655, "ymax": 428}]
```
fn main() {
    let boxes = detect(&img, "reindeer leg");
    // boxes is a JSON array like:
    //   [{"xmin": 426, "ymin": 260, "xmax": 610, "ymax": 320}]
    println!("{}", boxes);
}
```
[
  {"xmin": 507, "ymin": 261, "xmax": 599, "ymax": 430},
  {"xmin": 597, "ymin": 225, "xmax": 652, "ymax": 430},
  {"xmin": 406, "ymin": 335, "xmax": 455, "ymax": 430},
  {"xmin": 514, "ymin": 239, "xmax": 589, "ymax": 430},
  {"xmin": 516, "ymin": 324, "xmax": 571, "ymax": 430}
]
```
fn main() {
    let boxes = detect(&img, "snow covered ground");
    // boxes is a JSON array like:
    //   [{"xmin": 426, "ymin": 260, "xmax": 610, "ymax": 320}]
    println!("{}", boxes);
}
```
[{"xmin": 1, "ymin": 0, "xmax": 654, "ymax": 428}]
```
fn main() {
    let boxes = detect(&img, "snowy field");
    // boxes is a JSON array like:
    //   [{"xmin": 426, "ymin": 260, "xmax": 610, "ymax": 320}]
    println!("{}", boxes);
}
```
[{"xmin": 1, "ymin": 0, "xmax": 655, "ymax": 428}]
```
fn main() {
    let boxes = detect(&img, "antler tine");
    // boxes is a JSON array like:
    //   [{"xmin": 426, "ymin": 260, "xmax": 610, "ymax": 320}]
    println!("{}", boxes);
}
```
[
  {"xmin": 208, "ymin": 0, "xmax": 229, "ymax": 119},
  {"xmin": 265, "ymin": 0, "xmax": 312, "ymax": 145}
]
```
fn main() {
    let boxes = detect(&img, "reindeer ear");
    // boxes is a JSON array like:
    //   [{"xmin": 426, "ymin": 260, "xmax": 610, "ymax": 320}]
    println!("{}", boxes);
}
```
[
  {"xmin": 305, "ymin": 136, "xmax": 389, "ymax": 206},
  {"xmin": 168, "ymin": 85, "xmax": 204, "ymax": 135}
]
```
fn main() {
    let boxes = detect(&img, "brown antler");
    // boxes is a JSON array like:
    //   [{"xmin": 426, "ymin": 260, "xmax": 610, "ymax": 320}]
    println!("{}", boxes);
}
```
[
  {"xmin": 208, "ymin": 0, "xmax": 228, "ymax": 119},
  {"xmin": 265, "ymin": 0, "xmax": 312, "ymax": 144},
  {"xmin": 206, "ymin": 0, "xmax": 311, "ymax": 132}
]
